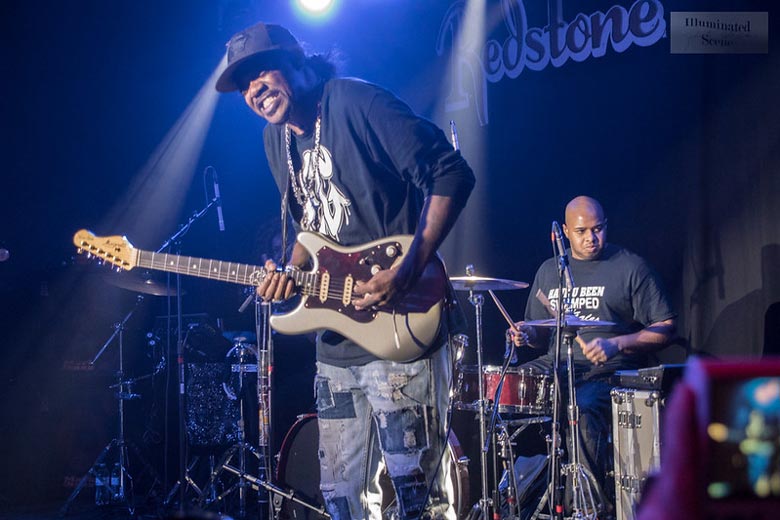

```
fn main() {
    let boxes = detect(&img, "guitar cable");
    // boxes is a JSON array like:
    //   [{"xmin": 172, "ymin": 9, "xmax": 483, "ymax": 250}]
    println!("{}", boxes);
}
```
[{"xmin": 391, "ymin": 307, "xmax": 402, "ymax": 352}]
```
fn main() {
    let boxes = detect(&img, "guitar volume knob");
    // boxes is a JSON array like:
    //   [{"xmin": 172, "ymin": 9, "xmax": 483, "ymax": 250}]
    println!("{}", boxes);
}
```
[
  {"xmin": 371, "ymin": 265, "xmax": 381, "ymax": 276},
  {"xmin": 385, "ymin": 245, "xmax": 398, "ymax": 258}
]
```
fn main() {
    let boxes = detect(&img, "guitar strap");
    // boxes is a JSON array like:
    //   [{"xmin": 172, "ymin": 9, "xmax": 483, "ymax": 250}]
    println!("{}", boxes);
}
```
[{"xmin": 279, "ymin": 163, "xmax": 292, "ymax": 266}]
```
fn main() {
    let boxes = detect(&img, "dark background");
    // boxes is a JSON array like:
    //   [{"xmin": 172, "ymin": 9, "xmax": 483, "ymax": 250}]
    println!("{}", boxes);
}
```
[{"xmin": 1, "ymin": 0, "xmax": 778, "ymax": 511}]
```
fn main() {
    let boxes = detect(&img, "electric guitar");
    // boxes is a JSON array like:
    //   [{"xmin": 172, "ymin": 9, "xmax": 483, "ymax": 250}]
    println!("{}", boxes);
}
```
[{"xmin": 73, "ymin": 229, "xmax": 445, "ymax": 362}]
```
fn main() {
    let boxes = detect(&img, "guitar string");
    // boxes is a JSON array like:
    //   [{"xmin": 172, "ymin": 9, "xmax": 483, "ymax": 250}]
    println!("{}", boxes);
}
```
[{"xmin": 139, "ymin": 255, "xmax": 372, "ymax": 304}]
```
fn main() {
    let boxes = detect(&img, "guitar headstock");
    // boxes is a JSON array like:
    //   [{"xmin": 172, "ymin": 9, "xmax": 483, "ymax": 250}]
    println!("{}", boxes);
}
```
[{"xmin": 73, "ymin": 229, "xmax": 138, "ymax": 271}]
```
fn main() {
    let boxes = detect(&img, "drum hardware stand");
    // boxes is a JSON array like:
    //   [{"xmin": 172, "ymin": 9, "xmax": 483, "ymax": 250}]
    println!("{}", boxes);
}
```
[
  {"xmin": 60, "ymin": 295, "xmax": 160, "ymax": 516},
  {"xmin": 199, "ymin": 401, "xmax": 263, "ymax": 516},
  {"xmin": 560, "ymin": 330, "xmax": 598, "ymax": 520},
  {"xmin": 450, "ymin": 269, "xmax": 530, "ymax": 520},
  {"xmin": 200, "ymin": 299, "xmax": 282, "ymax": 519},
  {"xmin": 199, "ymin": 333, "xmax": 264, "ymax": 517},
  {"xmin": 485, "ymin": 290, "xmax": 537, "ymax": 520},
  {"xmin": 163, "ymin": 456, "xmax": 208, "ymax": 506},
  {"xmin": 480, "ymin": 290, "xmax": 517, "ymax": 452},
  {"xmin": 496, "ymin": 417, "xmax": 546, "ymax": 520},
  {"xmin": 462, "ymin": 265, "xmax": 493, "ymax": 519},
  {"xmin": 219, "ymin": 466, "xmax": 331, "ymax": 519},
  {"xmin": 483, "ymin": 338, "xmax": 518, "ymax": 517}
]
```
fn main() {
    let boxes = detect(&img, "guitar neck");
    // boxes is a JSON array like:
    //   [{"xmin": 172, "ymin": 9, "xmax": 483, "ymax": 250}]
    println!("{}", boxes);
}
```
[
  {"xmin": 136, "ymin": 249, "xmax": 312, "ymax": 288},
  {"xmin": 135, "ymin": 250, "xmax": 266, "ymax": 285}
]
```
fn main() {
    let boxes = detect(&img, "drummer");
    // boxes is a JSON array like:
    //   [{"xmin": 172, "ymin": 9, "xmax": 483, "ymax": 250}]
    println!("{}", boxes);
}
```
[{"xmin": 511, "ymin": 195, "xmax": 677, "ymax": 515}]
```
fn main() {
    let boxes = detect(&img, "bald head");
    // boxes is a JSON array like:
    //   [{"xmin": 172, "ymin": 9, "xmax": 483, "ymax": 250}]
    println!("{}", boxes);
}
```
[
  {"xmin": 563, "ymin": 196, "xmax": 608, "ymax": 261},
  {"xmin": 565, "ymin": 196, "xmax": 605, "ymax": 223}
]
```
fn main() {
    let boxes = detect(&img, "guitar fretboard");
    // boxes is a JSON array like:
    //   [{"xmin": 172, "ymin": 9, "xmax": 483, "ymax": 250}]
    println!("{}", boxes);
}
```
[{"xmin": 136, "ymin": 250, "xmax": 318, "ymax": 290}]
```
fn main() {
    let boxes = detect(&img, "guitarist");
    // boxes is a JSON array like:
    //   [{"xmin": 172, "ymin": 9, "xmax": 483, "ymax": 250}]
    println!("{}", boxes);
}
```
[{"xmin": 215, "ymin": 22, "xmax": 475, "ymax": 520}]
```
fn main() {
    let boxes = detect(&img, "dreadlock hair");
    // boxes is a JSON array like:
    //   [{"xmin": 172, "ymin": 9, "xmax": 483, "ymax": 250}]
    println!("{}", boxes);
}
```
[{"xmin": 305, "ymin": 50, "xmax": 340, "ymax": 81}]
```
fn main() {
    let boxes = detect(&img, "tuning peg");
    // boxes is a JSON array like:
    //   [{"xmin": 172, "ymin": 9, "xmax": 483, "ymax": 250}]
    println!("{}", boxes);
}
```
[
  {"xmin": 77, "ymin": 248, "xmax": 83, "ymax": 255},
  {"xmin": 86, "ymin": 252, "xmax": 92, "ymax": 259}
]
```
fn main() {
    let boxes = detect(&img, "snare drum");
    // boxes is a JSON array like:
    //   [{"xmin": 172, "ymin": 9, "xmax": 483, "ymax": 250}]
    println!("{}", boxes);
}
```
[{"xmin": 453, "ymin": 365, "xmax": 552, "ymax": 415}]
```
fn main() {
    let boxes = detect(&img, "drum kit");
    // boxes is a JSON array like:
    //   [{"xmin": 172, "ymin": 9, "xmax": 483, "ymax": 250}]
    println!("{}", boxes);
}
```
[
  {"xmin": 60, "ymin": 252, "xmax": 611, "ymax": 519},
  {"xmin": 449, "ymin": 268, "xmax": 614, "ymax": 520}
]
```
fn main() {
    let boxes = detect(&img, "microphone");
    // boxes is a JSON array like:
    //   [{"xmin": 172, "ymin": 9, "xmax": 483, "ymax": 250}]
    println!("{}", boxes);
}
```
[
  {"xmin": 208, "ymin": 166, "xmax": 225, "ymax": 232},
  {"xmin": 0, "ymin": 248, "xmax": 9, "ymax": 262},
  {"xmin": 551, "ymin": 221, "xmax": 574, "ymax": 294}
]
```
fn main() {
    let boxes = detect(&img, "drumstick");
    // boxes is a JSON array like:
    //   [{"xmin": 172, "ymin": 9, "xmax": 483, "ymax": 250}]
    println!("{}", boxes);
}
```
[
  {"xmin": 535, "ymin": 289, "xmax": 556, "ymax": 317},
  {"xmin": 488, "ymin": 290, "xmax": 520, "ymax": 333}
]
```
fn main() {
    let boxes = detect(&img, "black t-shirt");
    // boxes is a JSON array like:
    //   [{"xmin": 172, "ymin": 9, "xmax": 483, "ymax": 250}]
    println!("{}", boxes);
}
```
[
  {"xmin": 263, "ymin": 78, "xmax": 475, "ymax": 366},
  {"xmin": 524, "ymin": 244, "xmax": 676, "ymax": 378}
]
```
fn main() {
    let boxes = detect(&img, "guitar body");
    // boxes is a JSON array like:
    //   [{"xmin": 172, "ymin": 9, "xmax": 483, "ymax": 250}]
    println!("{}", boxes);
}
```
[
  {"xmin": 270, "ymin": 233, "xmax": 445, "ymax": 362},
  {"xmin": 73, "ymin": 229, "xmax": 446, "ymax": 362}
]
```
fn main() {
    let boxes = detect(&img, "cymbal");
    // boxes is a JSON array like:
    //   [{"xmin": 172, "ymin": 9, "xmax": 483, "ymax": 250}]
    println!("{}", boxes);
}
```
[
  {"xmin": 525, "ymin": 314, "xmax": 615, "ymax": 329},
  {"xmin": 450, "ymin": 276, "xmax": 529, "ymax": 291},
  {"xmin": 102, "ymin": 271, "xmax": 178, "ymax": 297}
]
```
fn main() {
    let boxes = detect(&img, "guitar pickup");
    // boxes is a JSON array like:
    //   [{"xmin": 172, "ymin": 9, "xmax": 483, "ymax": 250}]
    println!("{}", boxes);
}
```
[
  {"xmin": 319, "ymin": 272, "xmax": 330, "ymax": 303},
  {"xmin": 343, "ymin": 275, "xmax": 354, "ymax": 306}
]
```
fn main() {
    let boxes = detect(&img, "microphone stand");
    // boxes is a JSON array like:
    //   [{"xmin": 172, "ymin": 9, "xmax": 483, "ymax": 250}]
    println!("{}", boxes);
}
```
[
  {"xmin": 257, "ymin": 300, "xmax": 273, "ymax": 519},
  {"xmin": 548, "ymin": 250, "xmax": 566, "ymax": 520},
  {"xmin": 548, "ymin": 226, "xmax": 598, "ymax": 519},
  {"xmin": 60, "ymin": 295, "xmax": 150, "ymax": 516},
  {"xmin": 156, "ymin": 198, "xmax": 221, "ymax": 512}
]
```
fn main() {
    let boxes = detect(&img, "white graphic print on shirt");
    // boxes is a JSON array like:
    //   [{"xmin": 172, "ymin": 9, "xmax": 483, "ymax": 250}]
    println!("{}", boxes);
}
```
[
  {"xmin": 300, "ymin": 144, "xmax": 352, "ymax": 241},
  {"xmin": 546, "ymin": 286, "xmax": 605, "ymax": 321}
]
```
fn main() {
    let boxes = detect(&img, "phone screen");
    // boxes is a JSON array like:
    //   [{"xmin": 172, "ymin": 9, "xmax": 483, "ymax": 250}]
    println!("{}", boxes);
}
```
[{"xmin": 706, "ymin": 376, "xmax": 780, "ymax": 500}]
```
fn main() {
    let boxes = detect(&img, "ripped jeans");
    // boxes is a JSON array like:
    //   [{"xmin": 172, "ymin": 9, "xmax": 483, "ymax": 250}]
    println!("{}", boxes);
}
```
[{"xmin": 315, "ymin": 344, "xmax": 454, "ymax": 520}]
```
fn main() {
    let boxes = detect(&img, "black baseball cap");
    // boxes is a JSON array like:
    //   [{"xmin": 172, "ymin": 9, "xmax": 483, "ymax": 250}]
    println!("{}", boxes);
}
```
[{"xmin": 215, "ymin": 22, "xmax": 302, "ymax": 93}]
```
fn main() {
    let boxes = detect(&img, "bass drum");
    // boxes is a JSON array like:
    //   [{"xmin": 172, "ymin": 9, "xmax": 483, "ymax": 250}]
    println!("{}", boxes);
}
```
[{"xmin": 276, "ymin": 414, "xmax": 470, "ymax": 519}]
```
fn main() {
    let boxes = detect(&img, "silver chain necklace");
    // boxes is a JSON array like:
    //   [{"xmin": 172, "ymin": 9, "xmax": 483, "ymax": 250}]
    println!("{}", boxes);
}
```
[{"xmin": 284, "ymin": 108, "xmax": 322, "ymax": 230}]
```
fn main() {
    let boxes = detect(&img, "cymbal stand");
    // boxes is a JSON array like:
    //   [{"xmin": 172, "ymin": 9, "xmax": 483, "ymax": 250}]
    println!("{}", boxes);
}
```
[
  {"xmin": 561, "ymin": 330, "xmax": 598, "ymax": 519},
  {"xmin": 463, "ymin": 265, "xmax": 492, "ymax": 519},
  {"xmin": 60, "ymin": 295, "xmax": 155, "ymax": 515}
]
